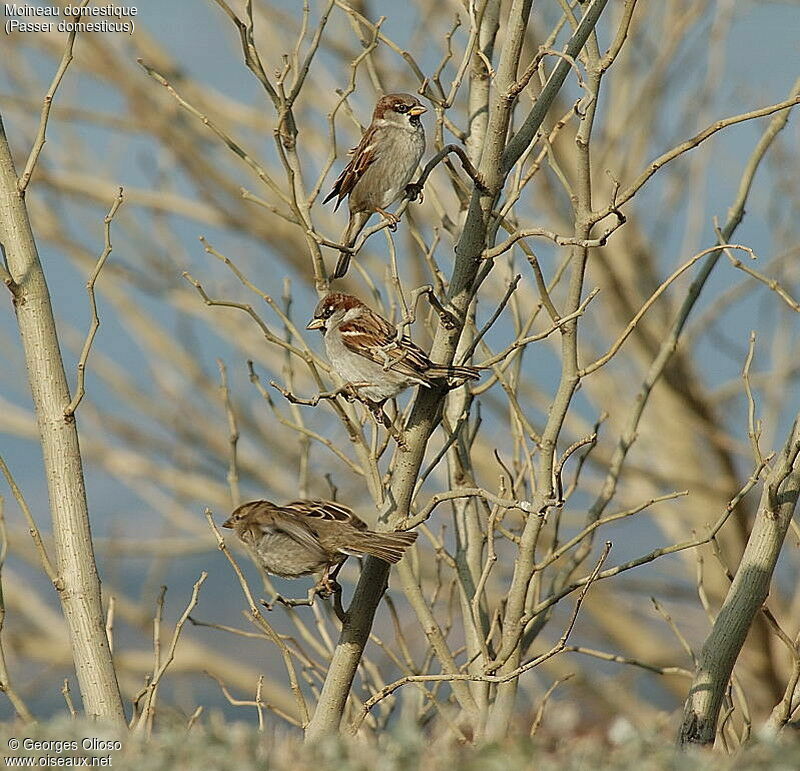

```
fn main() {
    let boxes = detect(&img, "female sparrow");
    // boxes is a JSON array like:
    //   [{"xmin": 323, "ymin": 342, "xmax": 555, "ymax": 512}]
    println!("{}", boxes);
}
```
[
  {"xmin": 306, "ymin": 292, "xmax": 481, "ymax": 404},
  {"xmin": 223, "ymin": 498, "xmax": 417, "ymax": 592},
  {"xmin": 323, "ymin": 93, "xmax": 426, "ymax": 279}
]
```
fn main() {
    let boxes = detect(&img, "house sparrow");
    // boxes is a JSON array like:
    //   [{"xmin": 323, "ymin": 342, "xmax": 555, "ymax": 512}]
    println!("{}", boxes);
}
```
[
  {"xmin": 323, "ymin": 93, "xmax": 426, "ymax": 279},
  {"xmin": 306, "ymin": 292, "xmax": 481, "ymax": 404},
  {"xmin": 223, "ymin": 499, "xmax": 417, "ymax": 591}
]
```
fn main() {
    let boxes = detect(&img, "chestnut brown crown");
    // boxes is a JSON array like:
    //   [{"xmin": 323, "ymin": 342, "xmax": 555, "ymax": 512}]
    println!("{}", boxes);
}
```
[{"xmin": 372, "ymin": 93, "xmax": 426, "ymax": 120}]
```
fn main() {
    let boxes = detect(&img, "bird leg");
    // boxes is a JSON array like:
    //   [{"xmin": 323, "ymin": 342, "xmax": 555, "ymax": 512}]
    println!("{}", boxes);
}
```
[
  {"xmin": 374, "ymin": 206, "xmax": 399, "ymax": 231},
  {"xmin": 261, "ymin": 565, "xmax": 345, "ymax": 611},
  {"xmin": 260, "ymin": 568, "xmax": 346, "ymax": 617},
  {"xmin": 367, "ymin": 400, "xmax": 408, "ymax": 451},
  {"xmin": 318, "ymin": 562, "xmax": 344, "ymax": 597},
  {"xmin": 319, "ymin": 563, "xmax": 348, "ymax": 623},
  {"xmin": 331, "ymin": 382, "xmax": 409, "ymax": 450},
  {"xmin": 340, "ymin": 382, "xmax": 362, "ymax": 402}
]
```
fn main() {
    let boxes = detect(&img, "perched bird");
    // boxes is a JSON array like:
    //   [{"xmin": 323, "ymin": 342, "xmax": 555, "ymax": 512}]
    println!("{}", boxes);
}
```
[
  {"xmin": 323, "ymin": 93, "xmax": 426, "ymax": 279},
  {"xmin": 306, "ymin": 292, "xmax": 481, "ymax": 404},
  {"xmin": 223, "ymin": 499, "xmax": 417, "ymax": 591}
]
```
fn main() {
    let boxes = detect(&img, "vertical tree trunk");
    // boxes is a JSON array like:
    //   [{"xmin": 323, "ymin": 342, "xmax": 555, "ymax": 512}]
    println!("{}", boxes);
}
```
[
  {"xmin": 679, "ymin": 416, "xmax": 800, "ymax": 746},
  {"xmin": 0, "ymin": 115, "xmax": 124, "ymax": 724}
]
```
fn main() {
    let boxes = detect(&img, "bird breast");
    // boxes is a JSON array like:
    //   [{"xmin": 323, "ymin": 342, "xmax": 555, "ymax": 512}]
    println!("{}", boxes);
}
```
[
  {"xmin": 349, "ymin": 124, "xmax": 425, "ymax": 212},
  {"xmin": 251, "ymin": 529, "xmax": 330, "ymax": 577},
  {"xmin": 324, "ymin": 328, "xmax": 415, "ymax": 402}
]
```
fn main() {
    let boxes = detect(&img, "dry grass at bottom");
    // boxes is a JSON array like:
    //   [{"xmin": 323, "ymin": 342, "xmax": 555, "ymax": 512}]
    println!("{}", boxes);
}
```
[{"xmin": 0, "ymin": 716, "xmax": 798, "ymax": 770}]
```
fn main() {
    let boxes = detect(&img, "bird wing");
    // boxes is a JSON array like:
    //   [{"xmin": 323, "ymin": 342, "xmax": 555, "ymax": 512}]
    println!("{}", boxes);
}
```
[
  {"xmin": 322, "ymin": 124, "xmax": 380, "ymax": 209},
  {"xmin": 253, "ymin": 505, "xmax": 330, "ymax": 556},
  {"xmin": 338, "ymin": 310, "xmax": 433, "ymax": 382},
  {"xmin": 283, "ymin": 499, "xmax": 369, "ymax": 532}
]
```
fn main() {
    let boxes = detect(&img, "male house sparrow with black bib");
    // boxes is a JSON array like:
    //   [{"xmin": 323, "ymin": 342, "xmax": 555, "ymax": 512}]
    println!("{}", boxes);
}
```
[
  {"xmin": 306, "ymin": 292, "xmax": 481, "ymax": 404},
  {"xmin": 323, "ymin": 93, "xmax": 426, "ymax": 279},
  {"xmin": 223, "ymin": 499, "xmax": 417, "ymax": 592}
]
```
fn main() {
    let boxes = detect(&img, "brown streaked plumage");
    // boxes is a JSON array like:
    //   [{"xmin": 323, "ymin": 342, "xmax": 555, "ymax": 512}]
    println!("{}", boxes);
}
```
[
  {"xmin": 323, "ymin": 93, "xmax": 426, "ymax": 279},
  {"xmin": 222, "ymin": 499, "xmax": 417, "ymax": 585},
  {"xmin": 307, "ymin": 292, "xmax": 481, "ymax": 403}
]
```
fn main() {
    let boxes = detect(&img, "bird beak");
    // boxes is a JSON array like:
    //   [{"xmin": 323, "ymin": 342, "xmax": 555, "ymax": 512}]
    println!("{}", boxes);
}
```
[
  {"xmin": 221, "ymin": 517, "xmax": 234, "ymax": 529},
  {"xmin": 409, "ymin": 105, "xmax": 427, "ymax": 116},
  {"xmin": 306, "ymin": 318, "xmax": 325, "ymax": 330}
]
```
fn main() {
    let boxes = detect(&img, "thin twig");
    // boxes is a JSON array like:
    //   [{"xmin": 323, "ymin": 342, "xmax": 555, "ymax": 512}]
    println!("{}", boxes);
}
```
[
  {"xmin": 0, "ymin": 455, "xmax": 59, "ymax": 587},
  {"xmin": 207, "ymin": 671, "xmax": 300, "ymax": 727},
  {"xmin": 105, "ymin": 595, "xmax": 115, "ymax": 657},
  {"xmin": 476, "ymin": 288, "xmax": 598, "ymax": 369},
  {"xmin": 217, "ymin": 360, "xmax": 241, "ymax": 508},
  {"xmin": 484, "ymin": 218, "xmax": 622, "ymax": 259},
  {"xmin": 741, "ymin": 332, "xmax": 763, "ymax": 466},
  {"xmin": 408, "ymin": 143, "xmax": 489, "ymax": 198},
  {"xmin": 529, "ymin": 674, "xmax": 574, "ymax": 736},
  {"xmin": 0, "ymin": 498, "xmax": 34, "ymax": 722},
  {"xmin": 458, "ymin": 274, "xmax": 521, "ymax": 363},
  {"xmin": 133, "ymin": 573, "xmax": 207, "ymax": 735},
  {"xmin": 715, "ymin": 227, "xmax": 800, "ymax": 313},
  {"xmin": 592, "ymin": 93, "xmax": 800, "ymax": 224},
  {"xmin": 580, "ymin": 244, "xmax": 758, "ymax": 376},
  {"xmin": 186, "ymin": 706, "xmax": 204, "ymax": 731},
  {"xmin": 18, "ymin": 0, "xmax": 90, "ymax": 194},
  {"xmin": 65, "ymin": 188, "xmax": 124, "ymax": 417},
  {"xmin": 61, "ymin": 680, "xmax": 76, "ymax": 719},
  {"xmin": 138, "ymin": 59, "xmax": 291, "ymax": 207}
]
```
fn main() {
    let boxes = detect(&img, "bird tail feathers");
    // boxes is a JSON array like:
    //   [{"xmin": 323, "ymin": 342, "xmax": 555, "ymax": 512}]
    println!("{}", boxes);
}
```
[
  {"xmin": 331, "ymin": 212, "xmax": 370, "ymax": 279},
  {"xmin": 341, "ymin": 530, "xmax": 418, "ymax": 564},
  {"xmin": 426, "ymin": 364, "xmax": 482, "ymax": 382}
]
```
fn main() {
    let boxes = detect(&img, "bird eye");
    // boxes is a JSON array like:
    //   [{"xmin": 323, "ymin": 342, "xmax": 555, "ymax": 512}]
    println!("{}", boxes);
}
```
[{"xmin": 395, "ymin": 104, "xmax": 409, "ymax": 113}]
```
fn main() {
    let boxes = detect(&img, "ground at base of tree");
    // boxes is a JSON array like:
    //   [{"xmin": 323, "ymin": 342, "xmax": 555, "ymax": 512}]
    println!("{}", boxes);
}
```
[{"xmin": 0, "ymin": 716, "xmax": 797, "ymax": 770}]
